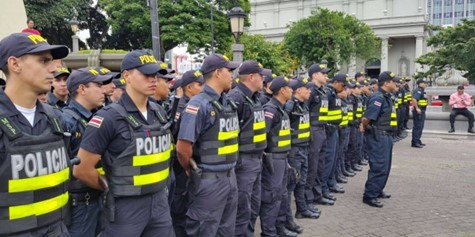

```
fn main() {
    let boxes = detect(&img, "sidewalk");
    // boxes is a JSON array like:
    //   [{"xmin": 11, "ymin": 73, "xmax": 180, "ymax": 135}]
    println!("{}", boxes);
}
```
[{"xmin": 255, "ymin": 132, "xmax": 475, "ymax": 237}]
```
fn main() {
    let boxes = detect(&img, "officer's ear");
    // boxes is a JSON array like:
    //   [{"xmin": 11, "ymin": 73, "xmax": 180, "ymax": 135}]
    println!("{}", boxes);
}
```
[
  {"xmin": 122, "ymin": 70, "xmax": 132, "ymax": 83},
  {"xmin": 79, "ymin": 84, "xmax": 87, "ymax": 94}
]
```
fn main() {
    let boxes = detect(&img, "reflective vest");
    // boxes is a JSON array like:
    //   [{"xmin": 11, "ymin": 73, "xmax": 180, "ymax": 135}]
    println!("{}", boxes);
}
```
[
  {"xmin": 339, "ymin": 101, "xmax": 349, "ymax": 127},
  {"xmin": 265, "ymin": 103, "xmax": 291, "ymax": 153},
  {"xmin": 326, "ymin": 87, "xmax": 342, "ymax": 125},
  {"xmin": 234, "ymin": 90, "xmax": 267, "ymax": 152},
  {"xmin": 355, "ymin": 96, "xmax": 363, "ymax": 120},
  {"xmin": 106, "ymin": 103, "xmax": 171, "ymax": 197},
  {"xmin": 404, "ymin": 91, "xmax": 412, "ymax": 103},
  {"xmin": 372, "ymin": 91, "xmax": 398, "ymax": 132},
  {"xmin": 347, "ymin": 100, "xmax": 354, "ymax": 123},
  {"xmin": 309, "ymin": 86, "xmax": 329, "ymax": 126},
  {"xmin": 193, "ymin": 94, "xmax": 239, "ymax": 166},
  {"xmin": 416, "ymin": 89, "xmax": 428, "ymax": 107},
  {"xmin": 288, "ymin": 100, "xmax": 310, "ymax": 146},
  {"xmin": 0, "ymin": 105, "xmax": 69, "ymax": 235}
]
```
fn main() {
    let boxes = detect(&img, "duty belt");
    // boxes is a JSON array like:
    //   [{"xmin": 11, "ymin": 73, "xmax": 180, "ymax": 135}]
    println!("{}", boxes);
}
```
[
  {"xmin": 271, "ymin": 152, "xmax": 288, "ymax": 159},
  {"xmin": 201, "ymin": 170, "xmax": 233, "ymax": 179},
  {"xmin": 70, "ymin": 191, "xmax": 101, "ymax": 205}
]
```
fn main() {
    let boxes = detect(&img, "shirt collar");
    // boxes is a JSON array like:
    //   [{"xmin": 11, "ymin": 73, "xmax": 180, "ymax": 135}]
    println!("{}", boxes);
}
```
[
  {"xmin": 203, "ymin": 85, "xmax": 222, "ymax": 101},
  {"xmin": 118, "ymin": 91, "xmax": 140, "ymax": 113},
  {"xmin": 68, "ymin": 99, "xmax": 92, "ymax": 119},
  {"xmin": 270, "ymin": 97, "xmax": 284, "ymax": 108},
  {"xmin": 237, "ymin": 83, "xmax": 254, "ymax": 98}
]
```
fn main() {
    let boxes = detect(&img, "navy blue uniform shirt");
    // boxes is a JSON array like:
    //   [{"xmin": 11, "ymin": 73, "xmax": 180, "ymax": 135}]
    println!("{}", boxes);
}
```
[
  {"xmin": 259, "ymin": 90, "xmax": 273, "ymax": 105},
  {"xmin": 62, "ymin": 99, "xmax": 93, "ymax": 157},
  {"xmin": 264, "ymin": 97, "xmax": 285, "ymax": 133},
  {"xmin": 47, "ymin": 92, "xmax": 68, "ymax": 109},
  {"xmin": 364, "ymin": 88, "xmax": 392, "ymax": 122},
  {"xmin": 227, "ymin": 83, "xmax": 259, "ymax": 124},
  {"xmin": 80, "ymin": 92, "xmax": 167, "ymax": 167},
  {"xmin": 412, "ymin": 87, "xmax": 426, "ymax": 109}
]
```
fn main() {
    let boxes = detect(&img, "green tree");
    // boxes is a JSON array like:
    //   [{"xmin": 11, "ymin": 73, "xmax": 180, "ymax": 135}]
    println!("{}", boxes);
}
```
[
  {"xmin": 226, "ymin": 34, "xmax": 297, "ymax": 75},
  {"xmin": 283, "ymin": 8, "xmax": 380, "ymax": 71},
  {"xmin": 416, "ymin": 20, "xmax": 475, "ymax": 83},
  {"xmin": 101, "ymin": 0, "xmax": 250, "ymax": 59}
]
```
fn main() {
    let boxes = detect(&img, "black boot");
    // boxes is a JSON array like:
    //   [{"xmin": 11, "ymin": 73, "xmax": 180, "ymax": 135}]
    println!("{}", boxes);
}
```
[{"xmin": 448, "ymin": 127, "xmax": 455, "ymax": 133}]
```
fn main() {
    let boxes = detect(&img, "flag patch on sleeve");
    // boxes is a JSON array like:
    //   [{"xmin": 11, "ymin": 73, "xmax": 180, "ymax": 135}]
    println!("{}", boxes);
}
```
[
  {"xmin": 374, "ymin": 101, "xmax": 382, "ymax": 107},
  {"xmin": 265, "ymin": 112, "xmax": 274, "ymax": 119},
  {"xmin": 185, "ymin": 105, "xmax": 199, "ymax": 115},
  {"xmin": 88, "ymin": 116, "xmax": 104, "ymax": 128}
]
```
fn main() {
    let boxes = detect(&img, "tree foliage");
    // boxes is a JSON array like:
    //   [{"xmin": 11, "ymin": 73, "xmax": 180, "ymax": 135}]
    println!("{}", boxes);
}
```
[
  {"xmin": 226, "ymin": 34, "xmax": 297, "ymax": 75},
  {"xmin": 283, "ymin": 8, "xmax": 380, "ymax": 71},
  {"xmin": 416, "ymin": 20, "xmax": 475, "ymax": 83}
]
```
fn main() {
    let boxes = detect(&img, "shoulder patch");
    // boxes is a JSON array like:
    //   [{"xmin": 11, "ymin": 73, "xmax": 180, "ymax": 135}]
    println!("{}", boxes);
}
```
[
  {"xmin": 373, "ymin": 101, "xmax": 382, "ymax": 107},
  {"xmin": 185, "ymin": 105, "xmax": 199, "ymax": 115},
  {"xmin": 265, "ymin": 111, "xmax": 274, "ymax": 119},
  {"xmin": 88, "ymin": 116, "xmax": 104, "ymax": 128}
]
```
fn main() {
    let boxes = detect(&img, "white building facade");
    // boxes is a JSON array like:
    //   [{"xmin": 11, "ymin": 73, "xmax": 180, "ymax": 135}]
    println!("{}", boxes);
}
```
[{"xmin": 248, "ymin": 0, "xmax": 429, "ymax": 78}]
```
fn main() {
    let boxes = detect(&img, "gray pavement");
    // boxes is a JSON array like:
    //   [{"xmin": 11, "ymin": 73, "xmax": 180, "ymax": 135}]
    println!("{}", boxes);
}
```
[{"xmin": 255, "ymin": 132, "xmax": 475, "ymax": 237}]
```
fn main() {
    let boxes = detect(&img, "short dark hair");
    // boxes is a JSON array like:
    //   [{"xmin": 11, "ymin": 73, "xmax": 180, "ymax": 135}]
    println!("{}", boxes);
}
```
[{"xmin": 457, "ymin": 85, "xmax": 464, "ymax": 90}]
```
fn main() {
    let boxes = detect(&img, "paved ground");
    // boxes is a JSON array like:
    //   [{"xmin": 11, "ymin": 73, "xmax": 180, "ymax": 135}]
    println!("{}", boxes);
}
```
[{"xmin": 256, "ymin": 132, "xmax": 475, "ymax": 237}]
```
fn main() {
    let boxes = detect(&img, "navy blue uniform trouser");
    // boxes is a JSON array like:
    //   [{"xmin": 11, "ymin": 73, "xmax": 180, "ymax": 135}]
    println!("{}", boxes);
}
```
[
  {"xmin": 403, "ymin": 104, "xmax": 410, "ymax": 127},
  {"xmin": 8, "ymin": 221, "xmax": 70, "ymax": 237},
  {"xmin": 235, "ymin": 153, "xmax": 262, "ymax": 237},
  {"xmin": 346, "ymin": 125, "xmax": 360, "ymax": 166},
  {"xmin": 334, "ymin": 127, "xmax": 350, "ymax": 180},
  {"xmin": 259, "ymin": 155, "xmax": 287, "ymax": 237},
  {"xmin": 321, "ymin": 128, "xmax": 338, "ymax": 195},
  {"xmin": 305, "ymin": 127, "xmax": 326, "ymax": 203},
  {"xmin": 363, "ymin": 133, "xmax": 393, "ymax": 199},
  {"xmin": 450, "ymin": 108, "xmax": 474, "ymax": 129},
  {"xmin": 171, "ymin": 162, "xmax": 189, "ymax": 237},
  {"xmin": 100, "ymin": 190, "xmax": 175, "ymax": 237},
  {"xmin": 286, "ymin": 146, "xmax": 309, "ymax": 218},
  {"xmin": 411, "ymin": 110, "xmax": 426, "ymax": 145},
  {"xmin": 68, "ymin": 198, "xmax": 101, "ymax": 237},
  {"xmin": 186, "ymin": 170, "xmax": 238, "ymax": 237}
]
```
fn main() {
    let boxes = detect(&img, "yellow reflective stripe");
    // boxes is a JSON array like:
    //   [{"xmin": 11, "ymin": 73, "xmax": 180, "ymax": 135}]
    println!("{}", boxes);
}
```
[
  {"xmin": 96, "ymin": 168, "xmax": 105, "ymax": 176},
  {"xmin": 327, "ymin": 110, "xmax": 341, "ymax": 115},
  {"xmin": 319, "ymin": 116, "xmax": 329, "ymax": 121},
  {"xmin": 298, "ymin": 122, "xmax": 310, "ymax": 129},
  {"xmin": 9, "ymin": 192, "xmax": 69, "ymax": 220},
  {"xmin": 218, "ymin": 130, "xmax": 239, "ymax": 140},
  {"xmin": 326, "ymin": 115, "xmax": 342, "ymax": 120},
  {"xmin": 391, "ymin": 112, "xmax": 396, "ymax": 118},
  {"xmin": 390, "ymin": 121, "xmax": 397, "ymax": 126},
  {"xmin": 253, "ymin": 121, "xmax": 265, "ymax": 130},
  {"xmin": 133, "ymin": 148, "xmax": 171, "ymax": 166},
  {"xmin": 279, "ymin": 129, "xmax": 290, "ymax": 136},
  {"xmin": 320, "ymin": 107, "xmax": 328, "ymax": 112},
  {"xmin": 218, "ymin": 144, "xmax": 239, "ymax": 155},
  {"xmin": 133, "ymin": 168, "xmax": 169, "ymax": 186},
  {"xmin": 356, "ymin": 108, "xmax": 363, "ymax": 112},
  {"xmin": 298, "ymin": 132, "xmax": 310, "ymax": 139},
  {"xmin": 418, "ymin": 99, "xmax": 428, "ymax": 106},
  {"xmin": 278, "ymin": 140, "xmax": 291, "ymax": 147},
  {"xmin": 9, "ymin": 168, "xmax": 69, "ymax": 193},
  {"xmin": 253, "ymin": 133, "xmax": 266, "ymax": 143}
]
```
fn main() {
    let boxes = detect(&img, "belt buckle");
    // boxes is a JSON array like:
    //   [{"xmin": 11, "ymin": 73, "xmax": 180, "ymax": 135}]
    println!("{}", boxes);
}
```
[{"xmin": 85, "ymin": 192, "xmax": 90, "ymax": 205}]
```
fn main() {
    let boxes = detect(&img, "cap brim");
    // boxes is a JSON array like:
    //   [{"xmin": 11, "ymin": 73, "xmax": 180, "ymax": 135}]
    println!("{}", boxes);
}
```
[
  {"xmin": 157, "ymin": 73, "xmax": 175, "ymax": 80},
  {"xmin": 29, "ymin": 44, "xmax": 69, "ymax": 60},
  {"xmin": 321, "ymin": 68, "xmax": 330, "ymax": 73},
  {"xmin": 54, "ymin": 71, "xmax": 70, "ymax": 78},
  {"xmin": 260, "ymin": 68, "xmax": 272, "ymax": 77},
  {"xmin": 137, "ymin": 63, "xmax": 161, "ymax": 75},
  {"xmin": 92, "ymin": 74, "xmax": 114, "ymax": 85},
  {"xmin": 225, "ymin": 61, "xmax": 241, "ymax": 71},
  {"xmin": 288, "ymin": 80, "xmax": 298, "ymax": 89}
]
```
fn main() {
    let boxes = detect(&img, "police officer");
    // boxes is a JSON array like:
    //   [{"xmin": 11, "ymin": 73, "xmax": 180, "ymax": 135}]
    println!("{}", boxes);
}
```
[
  {"xmin": 176, "ymin": 54, "xmax": 240, "ymax": 236},
  {"xmin": 402, "ymin": 78, "xmax": 412, "ymax": 129},
  {"xmin": 110, "ymin": 77, "xmax": 126, "ymax": 102},
  {"xmin": 305, "ymin": 63, "xmax": 334, "ymax": 206},
  {"xmin": 227, "ymin": 60, "xmax": 270, "ymax": 237},
  {"xmin": 259, "ymin": 76, "xmax": 296, "ymax": 237},
  {"xmin": 359, "ymin": 71, "xmax": 397, "ymax": 208},
  {"xmin": 0, "ymin": 32, "xmax": 70, "ymax": 236},
  {"xmin": 90, "ymin": 66, "xmax": 120, "ymax": 108},
  {"xmin": 48, "ymin": 66, "xmax": 70, "ymax": 109},
  {"xmin": 155, "ymin": 62, "xmax": 176, "ymax": 112},
  {"xmin": 284, "ymin": 77, "xmax": 319, "ymax": 228},
  {"xmin": 170, "ymin": 70, "xmax": 204, "ymax": 237},
  {"xmin": 411, "ymin": 79, "xmax": 428, "ymax": 148},
  {"xmin": 345, "ymin": 82, "xmax": 363, "ymax": 177},
  {"xmin": 62, "ymin": 67, "xmax": 113, "ymax": 237},
  {"xmin": 74, "ymin": 50, "xmax": 175, "ymax": 236},
  {"xmin": 259, "ymin": 73, "xmax": 275, "ymax": 105},
  {"xmin": 335, "ymin": 85, "xmax": 351, "ymax": 184}
]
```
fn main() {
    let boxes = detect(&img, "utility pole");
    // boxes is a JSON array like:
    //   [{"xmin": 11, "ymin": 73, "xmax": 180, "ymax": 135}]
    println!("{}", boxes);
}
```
[
  {"xmin": 149, "ymin": 0, "xmax": 161, "ymax": 60},
  {"xmin": 210, "ymin": 0, "xmax": 215, "ymax": 54}
]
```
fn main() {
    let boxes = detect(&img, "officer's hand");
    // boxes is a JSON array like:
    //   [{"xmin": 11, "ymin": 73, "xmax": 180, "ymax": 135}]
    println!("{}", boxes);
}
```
[
  {"xmin": 416, "ymin": 108, "xmax": 421, "ymax": 114},
  {"xmin": 359, "ymin": 123, "xmax": 365, "ymax": 133}
]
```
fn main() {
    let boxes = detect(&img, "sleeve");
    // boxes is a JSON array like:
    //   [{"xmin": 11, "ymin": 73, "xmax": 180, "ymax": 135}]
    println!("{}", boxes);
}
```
[
  {"xmin": 363, "ymin": 95, "xmax": 384, "ymax": 121},
  {"xmin": 463, "ymin": 93, "xmax": 472, "ymax": 105},
  {"xmin": 412, "ymin": 89, "xmax": 422, "ymax": 100},
  {"xmin": 449, "ymin": 93, "xmax": 457, "ymax": 106},
  {"xmin": 226, "ymin": 91, "xmax": 244, "ymax": 121},
  {"xmin": 79, "ymin": 109, "xmax": 116, "ymax": 155},
  {"xmin": 177, "ymin": 99, "xmax": 206, "ymax": 143},
  {"xmin": 264, "ymin": 106, "xmax": 276, "ymax": 133}
]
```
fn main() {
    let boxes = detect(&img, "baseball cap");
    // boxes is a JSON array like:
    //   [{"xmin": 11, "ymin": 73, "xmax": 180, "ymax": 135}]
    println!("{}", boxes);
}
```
[
  {"xmin": 393, "ymin": 76, "xmax": 401, "ymax": 83},
  {"xmin": 238, "ymin": 60, "xmax": 272, "ymax": 76},
  {"xmin": 54, "ymin": 67, "xmax": 70, "ymax": 78},
  {"xmin": 181, "ymin": 70, "xmax": 204, "ymax": 88},
  {"xmin": 92, "ymin": 66, "xmax": 120, "ymax": 81},
  {"xmin": 113, "ymin": 78, "xmax": 126, "ymax": 89},
  {"xmin": 355, "ymin": 72, "xmax": 365, "ymax": 78},
  {"xmin": 200, "ymin": 54, "xmax": 240, "ymax": 75},
  {"xmin": 157, "ymin": 61, "xmax": 175, "ymax": 80},
  {"xmin": 291, "ymin": 77, "xmax": 313, "ymax": 90},
  {"xmin": 308, "ymin": 63, "xmax": 330, "ymax": 77},
  {"xmin": 67, "ymin": 67, "xmax": 115, "ymax": 93},
  {"xmin": 269, "ymin": 76, "xmax": 298, "ymax": 93},
  {"xmin": 378, "ymin": 71, "xmax": 397, "ymax": 83},
  {"xmin": 170, "ymin": 79, "xmax": 183, "ymax": 91},
  {"xmin": 121, "ymin": 50, "xmax": 161, "ymax": 75},
  {"xmin": 369, "ymin": 79, "xmax": 378, "ymax": 85},
  {"xmin": 0, "ymin": 33, "xmax": 68, "ymax": 70},
  {"xmin": 264, "ymin": 73, "xmax": 276, "ymax": 84},
  {"xmin": 416, "ymin": 78, "xmax": 428, "ymax": 84},
  {"xmin": 331, "ymin": 73, "xmax": 351, "ymax": 87}
]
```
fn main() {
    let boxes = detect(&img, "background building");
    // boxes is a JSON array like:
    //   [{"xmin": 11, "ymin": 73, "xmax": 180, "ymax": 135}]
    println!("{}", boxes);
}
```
[{"xmin": 428, "ymin": 0, "xmax": 475, "ymax": 26}]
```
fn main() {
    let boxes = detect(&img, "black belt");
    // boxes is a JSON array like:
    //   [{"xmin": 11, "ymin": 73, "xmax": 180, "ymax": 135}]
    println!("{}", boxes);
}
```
[
  {"xmin": 201, "ymin": 170, "xmax": 233, "ymax": 179},
  {"xmin": 70, "ymin": 191, "xmax": 101, "ymax": 202},
  {"xmin": 311, "ymin": 124, "xmax": 326, "ymax": 130}
]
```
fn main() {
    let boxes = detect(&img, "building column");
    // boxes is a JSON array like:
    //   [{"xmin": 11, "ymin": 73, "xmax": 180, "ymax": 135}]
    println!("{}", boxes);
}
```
[
  {"xmin": 381, "ymin": 36, "xmax": 389, "ymax": 72},
  {"xmin": 415, "ymin": 35, "xmax": 424, "ymax": 72}
]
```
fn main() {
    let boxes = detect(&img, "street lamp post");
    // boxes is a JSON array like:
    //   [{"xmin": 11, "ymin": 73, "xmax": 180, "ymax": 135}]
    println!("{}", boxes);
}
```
[
  {"xmin": 69, "ymin": 18, "xmax": 79, "ymax": 53},
  {"xmin": 228, "ymin": 6, "xmax": 246, "ymax": 63}
]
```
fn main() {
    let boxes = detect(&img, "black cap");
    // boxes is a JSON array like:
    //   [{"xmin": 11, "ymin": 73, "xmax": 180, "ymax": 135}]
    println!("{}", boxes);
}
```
[
  {"xmin": 331, "ymin": 73, "xmax": 351, "ymax": 87},
  {"xmin": 170, "ymin": 79, "xmax": 183, "ymax": 91},
  {"xmin": 92, "ymin": 66, "xmax": 120, "ymax": 82},
  {"xmin": 200, "ymin": 54, "xmax": 240, "ymax": 75},
  {"xmin": 264, "ymin": 73, "xmax": 276, "ymax": 84},
  {"xmin": 291, "ymin": 77, "xmax": 313, "ymax": 90},
  {"xmin": 355, "ymin": 71, "xmax": 365, "ymax": 78},
  {"xmin": 402, "ymin": 77, "xmax": 411, "ymax": 82},
  {"xmin": 121, "ymin": 50, "xmax": 161, "ymax": 74},
  {"xmin": 269, "ymin": 76, "xmax": 298, "ymax": 93},
  {"xmin": 54, "ymin": 67, "xmax": 70, "ymax": 78},
  {"xmin": 369, "ymin": 79, "xmax": 378, "ymax": 85},
  {"xmin": 393, "ymin": 76, "xmax": 401, "ymax": 83},
  {"xmin": 378, "ymin": 71, "xmax": 396, "ymax": 83},
  {"xmin": 157, "ymin": 61, "xmax": 175, "ymax": 80},
  {"xmin": 238, "ymin": 60, "xmax": 272, "ymax": 76},
  {"xmin": 181, "ymin": 70, "xmax": 204, "ymax": 88},
  {"xmin": 416, "ymin": 78, "xmax": 428, "ymax": 84},
  {"xmin": 113, "ymin": 78, "xmax": 126, "ymax": 89},
  {"xmin": 67, "ymin": 67, "xmax": 115, "ymax": 93},
  {"xmin": 0, "ymin": 33, "xmax": 68, "ymax": 70},
  {"xmin": 308, "ymin": 63, "xmax": 330, "ymax": 77}
]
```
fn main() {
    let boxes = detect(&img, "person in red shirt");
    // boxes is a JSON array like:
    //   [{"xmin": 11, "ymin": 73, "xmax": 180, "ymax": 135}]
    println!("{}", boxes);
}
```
[
  {"xmin": 448, "ymin": 85, "xmax": 474, "ymax": 133},
  {"xmin": 21, "ymin": 19, "xmax": 41, "ymax": 35}
]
